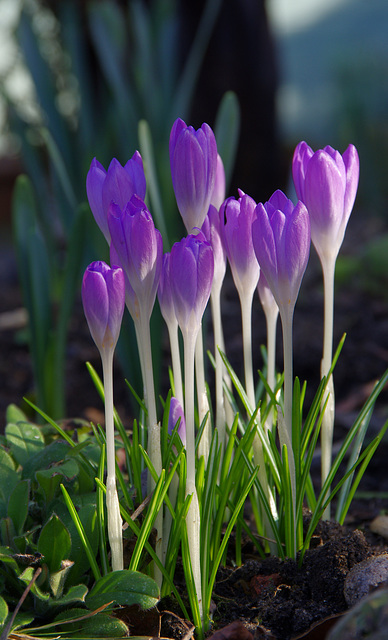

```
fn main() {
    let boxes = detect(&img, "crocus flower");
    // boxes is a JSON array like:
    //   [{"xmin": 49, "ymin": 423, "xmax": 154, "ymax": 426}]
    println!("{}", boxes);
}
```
[
  {"xmin": 252, "ymin": 190, "xmax": 310, "ymax": 317},
  {"xmin": 210, "ymin": 153, "xmax": 226, "ymax": 211},
  {"xmin": 169, "ymin": 231, "xmax": 214, "ymax": 339},
  {"xmin": 82, "ymin": 261, "xmax": 125, "ymax": 353},
  {"xmin": 86, "ymin": 152, "xmax": 146, "ymax": 244},
  {"xmin": 82, "ymin": 261, "xmax": 125, "ymax": 571},
  {"xmin": 221, "ymin": 192, "xmax": 260, "ymax": 297},
  {"xmin": 201, "ymin": 204, "xmax": 227, "ymax": 293},
  {"xmin": 168, "ymin": 397, "xmax": 186, "ymax": 446},
  {"xmin": 169, "ymin": 118, "xmax": 217, "ymax": 233},
  {"xmin": 292, "ymin": 142, "xmax": 359, "ymax": 263},
  {"xmin": 108, "ymin": 195, "xmax": 163, "ymax": 322}
]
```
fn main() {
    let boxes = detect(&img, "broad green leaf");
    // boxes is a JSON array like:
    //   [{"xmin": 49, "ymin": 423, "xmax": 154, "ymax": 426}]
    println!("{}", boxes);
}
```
[
  {"xmin": 5, "ymin": 422, "xmax": 45, "ymax": 467},
  {"xmin": 8, "ymin": 481, "xmax": 30, "ymax": 536},
  {"xmin": 54, "ymin": 607, "xmax": 129, "ymax": 637},
  {"xmin": 0, "ymin": 448, "xmax": 20, "ymax": 504},
  {"xmin": 0, "ymin": 595, "xmax": 8, "ymax": 625},
  {"xmin": 5, "ymin": 404, "xmax": 28, "ymax": 424},
  {"xmin": 214, "ymin": 90, "xmax": 240, "ymax": 189},
  {"xmin": 38, "ymin": 514, "xmax": 71, "ymax": 573},
  {"xmin": 35, "ymin": 458, "xmax": 79, "ymax": 504},
  {"xmin": 86, "ymin": 570, "xmax": 159, "ymax": 611},
  {"xmin": 22, "ymin": 440, "xmax": 71, "ymax": 480},
  {"xmin": 0, "ymin": 546, "xmax": 20, "ymax": 573}
]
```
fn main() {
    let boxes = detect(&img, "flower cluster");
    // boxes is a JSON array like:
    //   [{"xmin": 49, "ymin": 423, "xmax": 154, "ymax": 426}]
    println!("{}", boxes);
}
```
[{"xmin": 82, "ymin": 117, "xmax": 361, "ymax": 629}]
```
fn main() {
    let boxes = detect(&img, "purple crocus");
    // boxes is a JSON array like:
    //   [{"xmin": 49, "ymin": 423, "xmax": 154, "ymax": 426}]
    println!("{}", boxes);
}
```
[
  {"xmin": 169, "ymin": 231, "xmax": 214, "ymax": 338},
  {"xmin": 158, "ymin": 252, "xmax": 177, "ymax": 328},
  {"xmin": 210, "ymin": 154, "xmax": 226, "ymax": 211},
  {"xmin": 81, "ymin": 261, "xmax": 125, "ymax": 353},
  {"xmin": 86, "ymin": 152, "xmax": 146, "ymax": 244},
  {"xmin": 168, "ymin": 397, "xmax": 186, "ymax": 446},
  {"xmin": 201, "ymin": 204, "xmax": 226, "ymax": 292},
  {"xmin": 292, "ymin": 142, "xmax": 359, "ymax": 262},
  {"xmin": 252, "ymin": 190, "xmax": 310, "ymax": 317},
  {"xmin": 221, "ymin": 191, "xmax": 260, "ymax": 296},
  {"xmin": 108, "ymin": 195, "xmax": 163, "ymax": 321},
  {"xmin": 169, "ymin": 118, "xmax": 217, "ymax": 233}
]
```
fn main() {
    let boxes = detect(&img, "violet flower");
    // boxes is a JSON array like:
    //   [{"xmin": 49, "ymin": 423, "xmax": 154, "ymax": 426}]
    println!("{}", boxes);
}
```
[
  {"xmin": 169, "ymin": 118, "xmax": 217, "ymax": 233},
  {"xmin": 158, "ymin": 253, "xmax": 183, "ymax": 407},
  {"xmin": 221, "ymin": 192, "xmax": 260, "ymax": 410},
  {"xmin": 82, "ymin": 261, "xmax": 125, "ymax": 571},
  {"xmin": 86, "ymin": 152, "xmax": 146, "ymax": 244},
  {"xmin": 168, "ymin": 396, "xmax": 186, "ymax": 446},
  {"xmin": 292, "ymin": 142, "xmax": 359, "ymax": 264},
  {"xmin": 108, "ymin": 195, "xmax": 163, "ymax": 568},
  {"xmin": 292, "ymin": 142, "xmax": 359, "ymax": 515},
  {"xmin": 210, "ymin": 153, "xmax": 226, "ymax": 211},
  {"xmin": 252, "ymin": 190, "xmax": 310, "ymax": 548},
  {"xmin": 169, "ymin": 231, "xmax": 214, "ymax": 620}
]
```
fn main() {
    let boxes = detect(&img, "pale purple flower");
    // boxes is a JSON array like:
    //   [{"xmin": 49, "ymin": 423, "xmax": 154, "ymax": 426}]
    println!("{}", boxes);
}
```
[
  {"xmin": 292, "ymin": 141, "xmax": 359, "ymax": 262},
  {"xmin": 169, "ymin": 118, "xmax": 217, "ymax": 233},
  {"xmin": 108, "ymin": 195, "xmax": 163, "ymax": 321},
  {"xmin": 252, "ymin": 190, "xmax": 310, "ymax": 315},
  {"xmin": 82, "ymin": 261, "xmax": 125, "ymax": 352},
  {"xmin": 201, "ymin": 204, "xmax": 226, "ymax": 292},
  {"xmin": 220, "ymin": 192, "xmax": 260, "ymax": 296},
  {"xmin": 168, "ymin": 397, "xmax": 186, "ymax": 446},
  {"xmin": 169, "ymin": 231, "xmax": 214, "ymax": 337},
  {"xmin": 210, "ymin": 154, "xmax": 226, "ymax": 211},
  {"xmin": 86, "ymin": 152, "xmax": 146, "ymax": 244},
  {"xmin": 157, "ymin": 252, "xmax": 177, "ymax": 328},
  {"xmin": 257, "ymin": 271, "xmax": 278, "ymax": 320}
]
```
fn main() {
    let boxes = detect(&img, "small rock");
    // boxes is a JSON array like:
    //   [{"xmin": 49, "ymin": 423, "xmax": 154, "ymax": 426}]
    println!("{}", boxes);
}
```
[
  {"xmin": 328, "ymin": 588, "xmax": 388, "ymax": 640},
  {"xmin": 344, "ymin": 554, "xmax": 388, "ymax": 607},
  {"xmin": 370, "ymin": 515, "xmax": 388, "ymax": 540}
]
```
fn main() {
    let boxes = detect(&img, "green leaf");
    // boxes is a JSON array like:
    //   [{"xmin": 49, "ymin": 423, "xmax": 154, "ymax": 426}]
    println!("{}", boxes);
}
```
[
  {"xmin": 38, "ymin": 514, "xmax": 71, "ymax": 573},
  {"xmin": 54, "ymin": 607, "xmax": 129, "ymax": 637},
  {"xmin": 5, "ymin": 404, "xmax": 28, "ymax": 424},
  {"xmin": 22, "ymin": 440, "xmax": 71, "ymax": 480},
  {"xmin": 214, "ymin": 90, "xmax": 240, "ymax": 189},
  {"xmin": 85, "ymin": 570, "xmax": 159, "ymax": 611},
  {"xmin": 36, "ymin": 458, "xmax": 79, "ymax": 504},
  {"xmin": 0, "ymin": 596, "xmax": 8, "ymax": 625},
  {"xmin": 0, "ymin": 448, "xmax": 20, "ymax": 505},
  {"xmin": 5, "ymin": 421, "xmax": 45, "ymax": 467},
  {"xmin": 52, "ymin": 581, "xmax": 88, "ymax": 606},
  {"xmin": 7, "ymin": 480, "xmax": 30, "ymax": 535}
]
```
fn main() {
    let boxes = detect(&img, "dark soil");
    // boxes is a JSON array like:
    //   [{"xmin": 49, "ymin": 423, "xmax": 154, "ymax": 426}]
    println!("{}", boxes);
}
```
[{"xmin": 1, "ymin": 212, "xmax": 388, "ymax": 639}]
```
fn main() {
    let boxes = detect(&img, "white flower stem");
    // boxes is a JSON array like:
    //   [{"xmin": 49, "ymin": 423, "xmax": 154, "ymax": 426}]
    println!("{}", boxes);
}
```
[
  {"xmin": 183, "ymin": 328, "xmax": 203, "ymax": 622},
  {"xmin": 320, "ymin": 257, "xmax": 336, "ymax": 520},
  {"xmin": 101, "ymin": 349, "xmax": 123, "ymax": 572},
  {"xmin": 195, "ymin": 327, "xmax": 211, "ymax": 462},
  {"xmin": 138, "ymin": 317, "xmax": 163, "ymax": 585},
  {"xmin": 265, "ymin": 305, "xmax": 278, "ymax": 430},
  {"xmin": 210, "ymin": 286, "xmax": 226, "ymax": 450},
  {"xmin": 240, "ymin": 291, "xmax": 255, "ymax": 410},
  {"xmin": 279, "ymin": 306, "xmax": 297, "ymax": 557},
  {"xmin": 167, "ymin": 321, "xmax": 184, "ymax": 407}
]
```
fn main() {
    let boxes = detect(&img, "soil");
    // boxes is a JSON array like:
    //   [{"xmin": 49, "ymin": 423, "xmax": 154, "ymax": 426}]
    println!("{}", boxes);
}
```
[{"xmin": 1, "ymin": 212, "xmax": 388, "ymax": 639}]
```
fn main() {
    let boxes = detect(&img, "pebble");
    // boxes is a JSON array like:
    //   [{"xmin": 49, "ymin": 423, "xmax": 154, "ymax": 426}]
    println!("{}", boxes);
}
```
[
  {"xmin": 344, "ymin": 553, "xmax": 388, "ymax": 607},
  {"xmin": 370, "ymin": 514, "xmax": 388, "ymax": 539}
]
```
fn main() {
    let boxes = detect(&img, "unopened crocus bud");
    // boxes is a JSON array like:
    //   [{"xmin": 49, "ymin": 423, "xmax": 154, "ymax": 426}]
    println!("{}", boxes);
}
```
[
  {"xmin": 169, "ymin": 118, "xmax": 217, "ymax": 233},
  {"xmin": 292, "ymin": 142, "xmax": 359, "ymax": 263},
  {"xmin": 201, "ymin": 204, "xmax": 226, "ymax": 292},
  {"xmin": 252, "ymin": 190, "xmax": 310, "ymax": 317},
  {"xmin": 168, "ymin": 397, "xmax": 186, "ymax": 446},
  {"xmin": 158, "ymin": 252, "xmax": 176, "ymax": 328},
  {"xmin": 82, "ymin": 261, "xmax": 125, "ymax": 353},
  {"xmin": 221, "ymin": 192, "xmax": 260, "ymax": 297},
  {"xmin": 108, "ymin": 195, "xmax": 163, "ymax": 321},
  {"xmin": 169, "ymin": 231, "xmax": 214, "ymax": 338},
  {"xmin": 86, "ymin": 152, "xmax": 146, "ymax": 244},
  {"xmin": 210, "ymin": 154, "xmax": 226, "ymax": 211}
]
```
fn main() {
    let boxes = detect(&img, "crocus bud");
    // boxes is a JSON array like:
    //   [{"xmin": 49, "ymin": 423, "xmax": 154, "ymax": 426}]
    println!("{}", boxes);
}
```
[
  {"xmin": 86, "ymin": 152, "xmax": 146, "ymax": 244},
  {"xmin": 82, "ymin": 261, "xmax": 125, "ymax": 353},
  {"xmin": 169, "ymin": 231, "xmax": 214, "ymax": 338},
  {"xmin": 108, "ymin": 195, "xmax": 163, "ymax": 322},
  {"xmin": 169, "ymin": 118, "xmax": 217, "ymax": 233},
  {"xmin": 158, "ymin": 252, "xmax": 177, "ymax": 328},
  {"xmin": 257, "ymin": 271, "xmax": 278, "ymax": 321},
  {"xmin": 201, "ymin": 204, "xmax": 226, "ymax": 293},
  {"xmin": 252, "ymin": 190, "xmax": 310, "ymax": 316},
  {"xmin": 221, "ymin": 192, "xmax": 260, "ymax": 297},
  {"xmin": 292, "ymin": 141, "xmax": 359, "ymax": 263},
  {"xmin": 168, "ymin": 397, "xmax": 186, "ymax": 446},
  {"xmin": 210, "ymin": 154, "xmax": 226, "ymax": 211}
]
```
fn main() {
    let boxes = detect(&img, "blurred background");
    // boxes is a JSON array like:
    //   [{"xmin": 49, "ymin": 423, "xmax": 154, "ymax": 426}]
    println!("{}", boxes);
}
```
[{"xmin": 0, "ymin": 0, "xmax": 388, "ymax": 427}]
